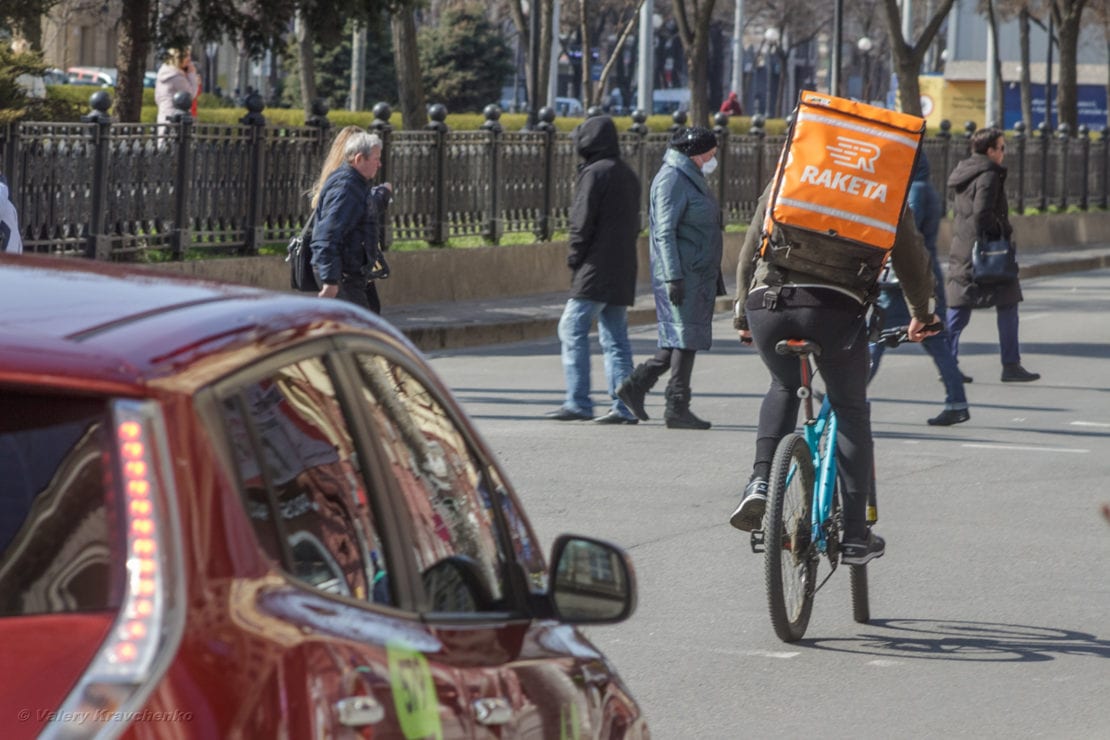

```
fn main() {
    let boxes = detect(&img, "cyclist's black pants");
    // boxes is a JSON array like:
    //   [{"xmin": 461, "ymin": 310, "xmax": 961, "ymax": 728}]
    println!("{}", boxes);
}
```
[{"xmin": 746, "ymin": 286, "xmax": 873, "ymax": 542}]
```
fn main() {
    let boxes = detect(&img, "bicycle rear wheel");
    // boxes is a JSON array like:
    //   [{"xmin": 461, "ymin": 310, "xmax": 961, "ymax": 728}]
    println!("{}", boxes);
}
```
[{"xmin": 764, "ymin": 433, "xmax": 818, "ymax": 642}]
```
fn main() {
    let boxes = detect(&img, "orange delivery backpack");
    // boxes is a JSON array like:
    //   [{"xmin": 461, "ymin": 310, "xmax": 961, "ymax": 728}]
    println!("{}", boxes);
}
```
[{"xmin": 761, "ymin": 91, "xmax": 926, "ymax": 295}]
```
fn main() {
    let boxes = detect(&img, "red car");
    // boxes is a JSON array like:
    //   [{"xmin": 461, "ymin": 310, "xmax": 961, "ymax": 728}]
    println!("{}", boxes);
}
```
[{"xmin": 0, "ymin": 254, "xmax": 648, "ymax": 739}]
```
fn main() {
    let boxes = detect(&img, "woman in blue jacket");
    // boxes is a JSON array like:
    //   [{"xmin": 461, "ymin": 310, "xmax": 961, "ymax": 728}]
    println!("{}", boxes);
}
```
[{"xmin": 618, "ymin": 127, "xmax": 724, "ymax": 429}]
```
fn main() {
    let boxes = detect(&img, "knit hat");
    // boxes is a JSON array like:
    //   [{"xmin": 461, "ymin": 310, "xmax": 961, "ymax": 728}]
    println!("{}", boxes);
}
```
[{"xmin": 669, "ymin": 126, "xmax": 717, "ymax": 156}]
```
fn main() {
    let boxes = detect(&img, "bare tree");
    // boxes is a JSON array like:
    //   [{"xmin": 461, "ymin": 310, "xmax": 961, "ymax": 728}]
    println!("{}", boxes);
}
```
[
  {"xmin": 880, "ymin": 0, "xmax": 958, "ymax": 116},
  {"xmin": 391, "ymin": 5, "xmax": 427, "ymax": 128},
  {"xmin": 568, "ymin": 0, "xmax": 645, "ymax": 108},
  {"xmin": 294, "ymin": 11, "xmax": 317, "ymax": 122},
  {"xmin": 746, "ymin": 0, "xmax": 831, "ymax": 117},
  {"xmin": 507, "ymin": 0, "xmax": 555, "ymax": 121},
  {"xmin": 115, "ymin": 0, "xmax": 153, "ymax": 122},
  {"xmin": 1048, "ymin": 0, "xmax": 1091, "ymax": 131},
  {"xmin": 671, "ymin": 0, "xmax": 719, "ymax": 127}
]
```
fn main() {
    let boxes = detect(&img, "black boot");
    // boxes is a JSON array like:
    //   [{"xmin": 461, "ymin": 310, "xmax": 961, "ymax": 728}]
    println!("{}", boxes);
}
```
[
  {"xmin": 617, "ymin": 364, "xmax": 662, "ymax": 421},
  {"xmin": 664, "ymin": 386, "xmax": 711, "ymax": 430}
]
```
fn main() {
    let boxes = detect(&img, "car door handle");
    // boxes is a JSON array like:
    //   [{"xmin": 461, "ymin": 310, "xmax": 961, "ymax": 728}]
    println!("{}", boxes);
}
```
[
  {"xmin": 473, "ymin": 697, "xmax": 512, "ymax": 726},
  {"xmin": 335, "ymin": 695, "xmax": 386, "ymax": 727}
]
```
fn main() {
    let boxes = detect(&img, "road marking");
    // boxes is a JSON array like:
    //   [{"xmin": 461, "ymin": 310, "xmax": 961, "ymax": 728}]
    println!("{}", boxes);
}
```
[
  {"xmin": 963, "ymin": 443, "xmax": 1089, "ymax": 454},
  {"xmin": 1071, "ymin": 421, "xmax": 1110, "ymax": 428},
  {"xmin": 748, "ymin": 650, "xmax": 801, "ymax": 659},
  {"xmin": 867, "ymin": 659, "xmax": 903, "ymax": 667}
]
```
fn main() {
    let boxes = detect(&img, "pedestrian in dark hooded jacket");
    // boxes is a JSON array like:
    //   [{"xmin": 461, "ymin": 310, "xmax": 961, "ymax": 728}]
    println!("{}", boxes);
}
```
[
  {"xmin": 547, "ymin": 115, "xmax": 642, "ymax": 424},
  {"xmin": 869, "ymin": 152, "xmax": 970, "ymax": 426},
  {"xmin": 945, "ymin": 126, "xmax": 1039, "ymax": 382},
  {"xmin": 617, "ymin": 126, "xmax": 724, "ymax": 430}
]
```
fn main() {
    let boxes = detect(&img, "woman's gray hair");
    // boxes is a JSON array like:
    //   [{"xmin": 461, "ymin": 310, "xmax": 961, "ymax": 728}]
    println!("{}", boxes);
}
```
[{"xmin": 345, "ymin": 131, "xmax": 382, "ymax": 161}]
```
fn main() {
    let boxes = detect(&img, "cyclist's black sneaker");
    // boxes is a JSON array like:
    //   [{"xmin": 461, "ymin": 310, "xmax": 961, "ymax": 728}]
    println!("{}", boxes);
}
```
[
  {"xmin": 730, "ymin": 478, "xmax": 768, "ymax": 532},
  {"xmin": 840, "ymin": 530, "xmax": 885, "ymax": 565}
]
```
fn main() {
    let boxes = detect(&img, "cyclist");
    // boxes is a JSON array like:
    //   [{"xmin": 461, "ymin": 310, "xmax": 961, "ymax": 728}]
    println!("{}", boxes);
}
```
[{"xmin": 729, "ymin": 184, "xmax": 941, "ymax": 565}]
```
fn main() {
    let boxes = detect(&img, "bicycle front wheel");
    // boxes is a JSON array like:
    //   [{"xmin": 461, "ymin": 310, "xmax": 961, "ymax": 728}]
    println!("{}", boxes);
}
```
[{"xmin": 764, "ymin": 433, "xmax": 818, "ymax": 642}]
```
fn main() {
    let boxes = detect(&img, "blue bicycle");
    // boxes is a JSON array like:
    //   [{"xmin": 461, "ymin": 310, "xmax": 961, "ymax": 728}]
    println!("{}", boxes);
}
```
[{"xmin": 751, "ymin": 325, "xmax": 921, "ymax": 642}]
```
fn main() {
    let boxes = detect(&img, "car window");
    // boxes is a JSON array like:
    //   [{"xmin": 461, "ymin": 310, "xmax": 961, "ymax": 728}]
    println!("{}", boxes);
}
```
[
  {"xmin": 0, "ymin": 393, "xmax": 122, "ymax": 616},
  {"xmin": 486, "ymin": 466, "xmax": 547, "ymax": 595},
  {"xmin": 352, "ymin": 353, "xmax": 513, "ymax": 614},
  {"xmin": 219, "ymin": 356, "xmax": 392, "ymax": 605}
]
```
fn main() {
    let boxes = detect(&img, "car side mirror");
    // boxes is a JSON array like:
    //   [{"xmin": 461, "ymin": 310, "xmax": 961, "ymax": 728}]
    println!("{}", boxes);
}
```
[{"xmin": 548, "ymin": 535, "xmax": 637, "ymax": 624}]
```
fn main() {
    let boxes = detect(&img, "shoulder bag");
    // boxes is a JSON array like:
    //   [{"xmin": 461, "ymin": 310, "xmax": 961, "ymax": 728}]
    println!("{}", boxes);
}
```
[
  {"xmin": 971, "ymin": 234, "xmax": 1018, "ymax": 285},
  {"xmin": 287, "ymin": 210, "xmax": 319, "ymax": 292}
]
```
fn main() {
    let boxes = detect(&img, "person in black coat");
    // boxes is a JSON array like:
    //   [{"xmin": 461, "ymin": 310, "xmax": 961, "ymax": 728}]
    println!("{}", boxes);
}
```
[
  {"xmin": 547, "ymin": 115, "xmax": 642, "ymax": 424},
  {"xmin": 945, "ymin": 127, "xmax": 1039, "ymax": 382}
]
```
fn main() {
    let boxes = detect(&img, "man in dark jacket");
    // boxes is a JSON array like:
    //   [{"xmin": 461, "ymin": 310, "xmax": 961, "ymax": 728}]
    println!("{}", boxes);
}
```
[
  {"xmin": 547, "ymin": 116, "xmax": 642, "ymax": 424},
  {"xmin": 869, "ymin": 152, "xmax": 970, "ymax": 426},
  {"xmin": 311, "ymin": 131, "xmax": 392, "ymax": 313},
  {"xmin": 945, "ymin": 127, "xmax": 1039, "ymax": 382}
]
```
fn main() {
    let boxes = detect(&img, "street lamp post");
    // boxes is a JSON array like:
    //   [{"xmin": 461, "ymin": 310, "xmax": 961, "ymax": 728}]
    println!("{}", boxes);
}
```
[
  {"xmin": 857, "ymin": 36, "xmax": 873, "ymax": 104},
  {"xmin": 523, "ymin": 0, "xmax": 542, "ymax": 129},
  {"xmin": 764, "ymin": 27, "xmax": 780, "ymax": 118}
]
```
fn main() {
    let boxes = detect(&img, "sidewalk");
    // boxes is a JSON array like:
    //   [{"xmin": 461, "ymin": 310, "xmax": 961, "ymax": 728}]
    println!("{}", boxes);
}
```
[{"xmin": 387, "ymin": 244, "xmax": 1110, "ymax": 352}]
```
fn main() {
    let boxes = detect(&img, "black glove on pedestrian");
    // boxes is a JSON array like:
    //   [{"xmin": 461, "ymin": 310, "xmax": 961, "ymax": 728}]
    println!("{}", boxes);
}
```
[{"xmin": 667, "ymin": 279, "xmax": 685, "ymax": 306}]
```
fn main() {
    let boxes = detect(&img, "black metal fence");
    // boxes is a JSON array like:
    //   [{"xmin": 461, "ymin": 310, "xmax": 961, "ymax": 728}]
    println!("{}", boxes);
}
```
[{"xmin": 2, "ymin": 93, "xmax": 1108, "ymax": 260}]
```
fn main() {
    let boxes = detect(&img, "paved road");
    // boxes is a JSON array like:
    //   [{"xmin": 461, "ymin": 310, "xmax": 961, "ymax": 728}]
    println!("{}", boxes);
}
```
[{"xmin": 428, "ymin": 269, "xmax": 1110, "ymax": 740}]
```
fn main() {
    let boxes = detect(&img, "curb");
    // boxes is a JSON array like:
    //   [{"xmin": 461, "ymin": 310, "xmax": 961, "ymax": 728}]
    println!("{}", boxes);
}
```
[
  {"xmin": 401, "ymin": 295, "xmax": 737, "ymax": 352},
  {"xmin": 400, "ymin": 257, "xmax": 1109, "ymax": 352}
]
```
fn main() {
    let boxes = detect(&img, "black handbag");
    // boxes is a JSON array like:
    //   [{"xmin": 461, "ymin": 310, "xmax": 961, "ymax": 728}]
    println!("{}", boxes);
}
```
[
  {"xmin": 971, "ymin": 236, "xmax": 1018, "ymax": 285},
  {"xmin": 287, "ymin": 210, "xmax": 319, "ymax": 292}
]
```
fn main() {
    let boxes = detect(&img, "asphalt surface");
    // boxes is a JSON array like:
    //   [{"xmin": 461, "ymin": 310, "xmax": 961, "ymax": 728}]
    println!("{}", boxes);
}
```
[
  {"xmin": 386, "ymin": 244, "xmax": 1110, "ymax": 352},
  {"xmin": 422, "ymin": 261, "xmax": 1110, "ymax": 739}
]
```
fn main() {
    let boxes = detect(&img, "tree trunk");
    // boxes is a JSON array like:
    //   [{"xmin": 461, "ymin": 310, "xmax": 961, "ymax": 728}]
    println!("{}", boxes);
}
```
[
  {"xmin": 539, "ymin": 0, "xmax": 554, "ymax": 109},
  {"xmin": 881, "ymin": 0, "xmax": 957, "ymax": 116},
  {"xmin": 672, "ymin": 0, "xmax": 718, "ymax": 128},
  {"xmin": 1055, "ymin": 2, "xmax": 1086, "ymax": 132},
  {"xmin": 19, "ymin": 15, "xmax": 42, "ymax": 51},
  {"xmin": 985, "ymin": 0, "xmax": 1005, "ymax": 126},
  {"xmin": 115, "ymin": 0, "xmax": 153, "ymax": 123},
  {"xmin": 295, "ymin": 12, "xmax": 317, "ymax": 120},
  {"xmin": 1019, "ymin": 9, "xmax": 1033, "ymax": 129},
  {"xmin": 391, "ymin": 7, "xmax": 427, "ymax": 129},
  {"xmin": 579, "ymin": 1, "xmax": 593, "ymax": 106}
]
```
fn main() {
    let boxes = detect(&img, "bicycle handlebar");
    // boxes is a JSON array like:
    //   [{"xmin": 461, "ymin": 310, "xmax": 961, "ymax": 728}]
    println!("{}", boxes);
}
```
[{"xmin": 877, "ymin": 320, "xmax": 944, "ymax": 347}]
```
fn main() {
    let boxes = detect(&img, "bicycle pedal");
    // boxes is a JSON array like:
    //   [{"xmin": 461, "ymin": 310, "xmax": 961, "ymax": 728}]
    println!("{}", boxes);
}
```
[{"xmin": 749, "ymin": 530, "xmax": 766, "ymax": 554}]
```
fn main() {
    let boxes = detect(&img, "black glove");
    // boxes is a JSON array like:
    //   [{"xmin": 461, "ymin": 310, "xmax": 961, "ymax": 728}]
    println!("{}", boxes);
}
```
[{"xmin": 667, "ymin": 279, "xmax": 685, "ymax": 306}]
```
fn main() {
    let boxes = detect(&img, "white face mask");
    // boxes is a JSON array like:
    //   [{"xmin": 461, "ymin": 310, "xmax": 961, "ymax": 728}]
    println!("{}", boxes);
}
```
[{"xmin": 701, "ymin": 156, "xmax": 718, "ymax": 175}]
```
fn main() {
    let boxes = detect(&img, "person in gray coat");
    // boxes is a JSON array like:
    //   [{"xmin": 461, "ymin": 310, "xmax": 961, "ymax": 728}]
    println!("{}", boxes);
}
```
[
  {"xmin": 547, "ymin": 116, "xmax": 642, "ymax": 424},
  {"xmin": 617, "ymin": 127, "xmax": 724, "ymax": 430},
  {"xmin": 945, "ymin": 127, "xmax": 1039, "ymax": 382}
]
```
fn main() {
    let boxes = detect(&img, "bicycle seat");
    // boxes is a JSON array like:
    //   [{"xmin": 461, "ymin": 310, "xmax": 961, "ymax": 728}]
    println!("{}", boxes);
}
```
[{"xmin": 774, "ymin": 338, "xmax": 822, "ymax": 357}]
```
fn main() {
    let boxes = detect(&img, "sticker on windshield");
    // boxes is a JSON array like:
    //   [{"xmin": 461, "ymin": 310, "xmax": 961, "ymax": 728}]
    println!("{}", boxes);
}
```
[{"xmin": 387, "ymin": 643, "xmax": 443, "ymax": 739}]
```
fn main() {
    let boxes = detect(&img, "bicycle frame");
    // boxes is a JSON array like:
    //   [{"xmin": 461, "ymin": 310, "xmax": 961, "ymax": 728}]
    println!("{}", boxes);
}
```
[{"xmin": 793, "ymin": 352, "xmax": 838, "ymax": 557}]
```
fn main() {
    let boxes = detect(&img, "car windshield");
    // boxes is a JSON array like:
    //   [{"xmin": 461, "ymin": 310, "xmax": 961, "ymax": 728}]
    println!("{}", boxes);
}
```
[{"xmin": 0, "ymin": 392, "xmax": 122, "ymax": 616}]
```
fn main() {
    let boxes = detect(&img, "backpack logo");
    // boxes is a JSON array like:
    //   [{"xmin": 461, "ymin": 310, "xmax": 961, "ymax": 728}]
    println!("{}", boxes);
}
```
[{"xmin": 825, "ymin": 136, "xmax": 880, "ymax": 172}]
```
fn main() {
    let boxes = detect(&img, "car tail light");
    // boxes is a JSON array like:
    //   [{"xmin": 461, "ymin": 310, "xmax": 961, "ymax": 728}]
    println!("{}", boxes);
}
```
[{"xmin": 42, "ymin": 401, "xmax": 186, "ymax": 740}]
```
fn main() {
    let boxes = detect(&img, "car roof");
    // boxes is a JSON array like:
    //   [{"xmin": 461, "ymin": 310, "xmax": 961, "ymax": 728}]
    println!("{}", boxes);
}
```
[{"xmin": 0, "ymin": 255, "xmax": 399, "ymax": 395}]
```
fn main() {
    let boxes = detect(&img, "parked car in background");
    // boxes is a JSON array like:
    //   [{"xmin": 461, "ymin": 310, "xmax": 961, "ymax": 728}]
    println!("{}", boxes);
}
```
[
  {"xmin": 43, "ymin": 68, "xmax": 68, "ymax": 86},
  {"xmin": 652, "ymin": 88, "xmax": 691, "ymax": 115},
  {"xmin": 66, "ymin": 66, "xmax": 116, "ymax": 87},
  {"xmin": 143, "ymin": 70, "xmax": 157, "ymax": 88},
  {"xmin": 0, "ymin": 254, "xmax": 647, "ymax": 740},
  {"xmin": 555, "ymin": 96, "xmax": 585, "ymax": 117}
]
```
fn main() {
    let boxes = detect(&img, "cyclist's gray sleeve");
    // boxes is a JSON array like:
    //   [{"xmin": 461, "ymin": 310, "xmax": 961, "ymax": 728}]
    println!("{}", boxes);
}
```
[{"xmin": 889, "ymin": 209, "xmax": 935, "ymax": 321}]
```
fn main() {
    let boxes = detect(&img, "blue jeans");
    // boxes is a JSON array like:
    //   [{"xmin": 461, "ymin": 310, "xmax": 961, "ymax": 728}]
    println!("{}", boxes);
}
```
[
  {"xmin": 946, "ymin": 303, "xmax": 1021, "ymax": 366},
  {"xmin": 557, "ymin": 298, "xmax": 635, "ymax": 418},
  {"xmin": 870, "ymin": 286, "xmax": 968, "ymax": 410}
]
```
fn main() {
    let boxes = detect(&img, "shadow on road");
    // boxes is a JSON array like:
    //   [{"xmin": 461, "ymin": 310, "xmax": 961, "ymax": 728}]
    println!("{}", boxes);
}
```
[{"xmin": 804, "ymin": 619, "xmax": 1110, "ymax": 662}]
